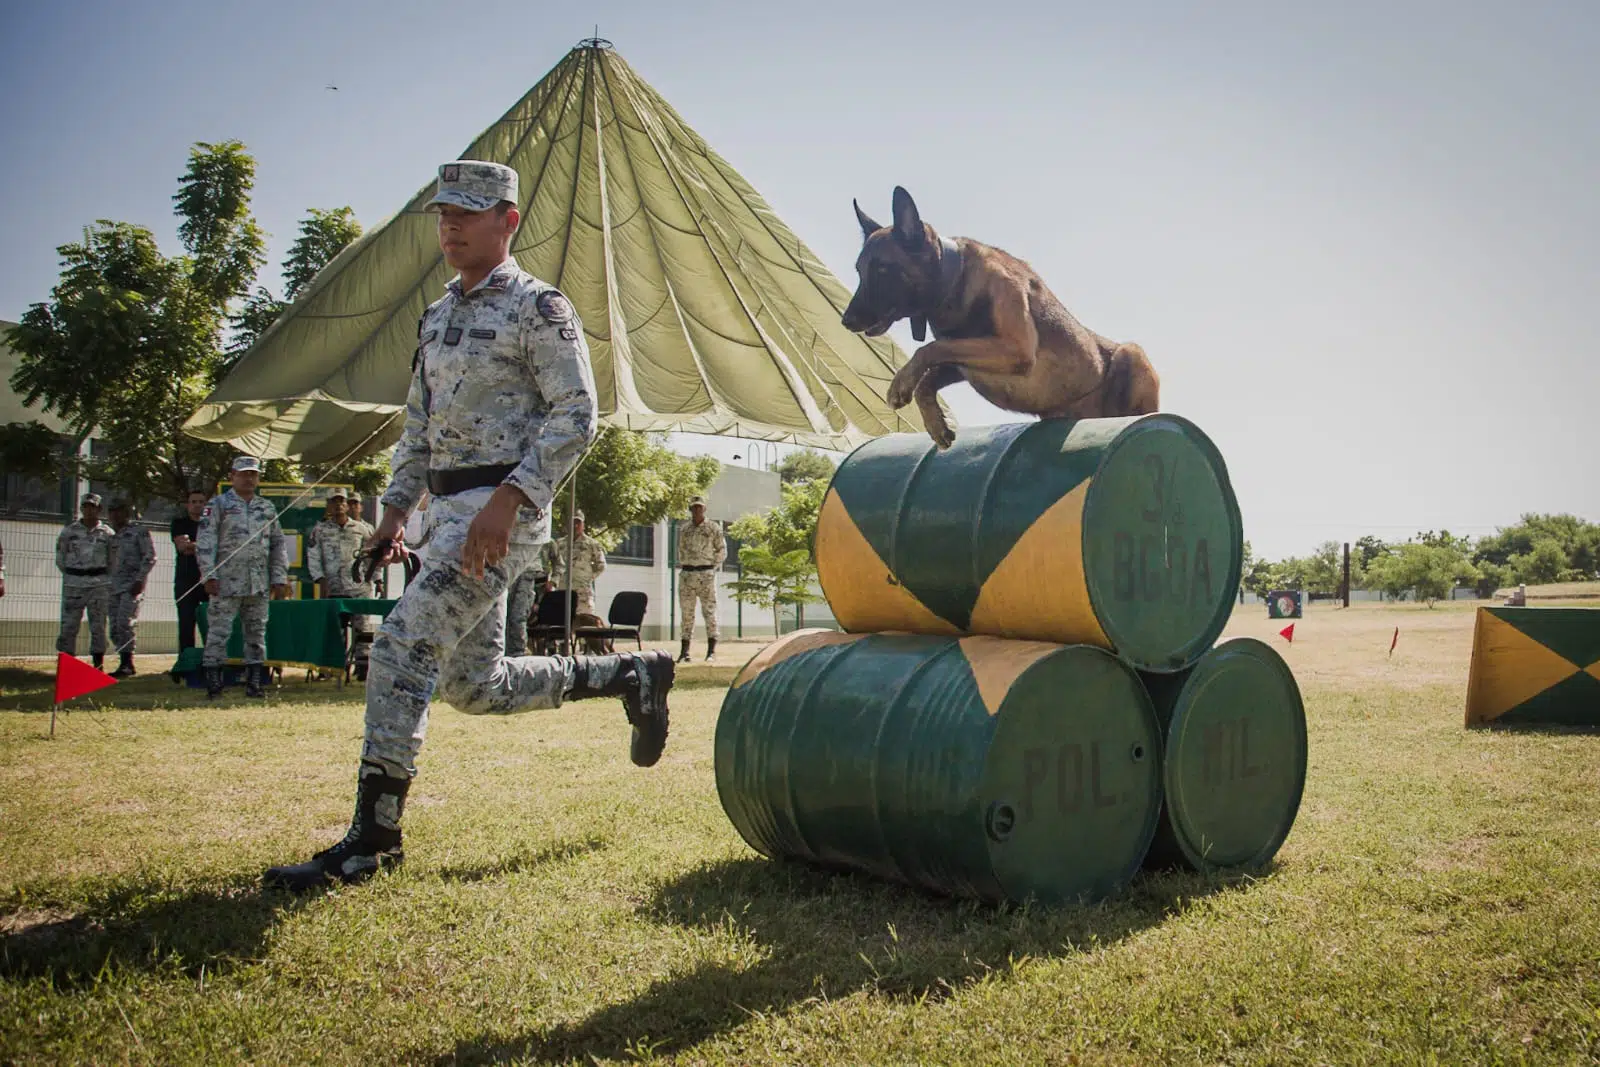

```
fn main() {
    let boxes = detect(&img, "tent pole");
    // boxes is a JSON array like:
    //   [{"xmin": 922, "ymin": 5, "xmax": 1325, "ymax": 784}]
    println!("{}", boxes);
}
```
[{"xmin": 563, "ymin": 474, "xmax": 576, "ymax": 653}]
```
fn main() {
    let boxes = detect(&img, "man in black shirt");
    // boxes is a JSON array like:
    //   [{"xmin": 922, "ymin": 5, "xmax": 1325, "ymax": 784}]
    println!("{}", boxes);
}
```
[{"xmin": 170, "ymin": 488, "xmax": 210, "ymax": 650}]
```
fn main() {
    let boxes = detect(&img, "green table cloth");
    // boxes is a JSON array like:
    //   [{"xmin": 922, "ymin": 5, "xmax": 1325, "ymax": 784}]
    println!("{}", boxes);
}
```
[{"xmin": 180, "ymin": 598, "xmax": 400, "ymax": 672}]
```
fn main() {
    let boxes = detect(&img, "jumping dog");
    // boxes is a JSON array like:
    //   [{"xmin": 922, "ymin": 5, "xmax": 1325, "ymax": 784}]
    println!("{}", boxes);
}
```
[{"xmin": 841, "ymin": 187, "xmax": 1160, "ymax": 448}]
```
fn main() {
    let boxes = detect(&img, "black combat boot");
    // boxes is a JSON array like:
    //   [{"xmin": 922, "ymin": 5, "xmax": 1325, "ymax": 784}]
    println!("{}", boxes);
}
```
[
  {"xmin": 92, "ymin": 653, "xmax": 105, "ymax": 671},
  {"xmin": 263, "ymin": 761, "xmax": 408, "ymax": 892},
  {"xmin": 111, "ymin": 653, "xmax": 135, "ymax": 679},
  {"xmin": 705, "ymin": 637, "xmax": 717, "ymax": 662},
  {"xmin": 677, "ymin": 638, "xmax": 691, "ymax": 663},
  {"xmin": 567, "ymin": 651, "xmax": 675, "ymax": 767},
  {"xmin": 244, "ymin": 663, "xmax": 266, "ymax": 698},
  {"xmin": 205, "ymin": 666, "xmax": 224, "ymax": 698}
]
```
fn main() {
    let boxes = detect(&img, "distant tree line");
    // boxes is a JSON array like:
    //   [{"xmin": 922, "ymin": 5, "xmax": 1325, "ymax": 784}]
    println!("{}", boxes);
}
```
[{"xmin": 1241, "ymin": 514, "xmax": 1600, "ymax": 607}]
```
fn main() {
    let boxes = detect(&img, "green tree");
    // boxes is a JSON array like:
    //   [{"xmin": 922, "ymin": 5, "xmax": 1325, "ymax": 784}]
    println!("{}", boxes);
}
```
[
  {"xmin": 229, "ymin": 206, "xmax": 363, "ymax": 360},
  {"xmin": 773, "ymin": 448, "xmax": 837, "ymax": 486},
  {"xmin": 724, "ymin": 546, "xmax": 826, "ymax": 637},
  {"xmin": 1474, "ymin": 560, "xmax": 1513, "ymax": 599},
  {"xmin": 550, "ymin": 428, "xmax": 719, "ymax": 549},
  {"xmin": 1304, "ymin": 541, "xmax": 1344, "ymax": 596},
  {"xmin": 1365, "ymin": 541, "xmax": 1478, "ymax": 606},
  {"xmin": 6, "ymin": 220, "xmax": 235, "ymax": 503},
  {"xmin": 1354, "ymin": 535, "xmax": 1387, "ymax": 569},
  {"xmin": 173, "ymin": 140, "xmax": 267, "ymax": 307},
  {"xmin": 1509, "ymin": 538, "xmax": 1568, "ymax": 586},
  {"xmin": 1474, "ymin": 514, "xmax": 1600, "ymax": 581}
]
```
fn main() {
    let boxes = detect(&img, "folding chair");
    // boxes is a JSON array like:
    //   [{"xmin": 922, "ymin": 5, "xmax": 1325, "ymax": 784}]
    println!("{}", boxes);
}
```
[
  {"xmin": 527, "ymin": 590, "xmax": 578, "ymax": 655},
  {"xmin": 576, "ymin": 591, "xmax": 648, "ymax": 651}
]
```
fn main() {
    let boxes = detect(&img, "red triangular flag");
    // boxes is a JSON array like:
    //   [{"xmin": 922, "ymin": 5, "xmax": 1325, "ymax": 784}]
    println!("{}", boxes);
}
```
[
  {"xmin": 1389, "ymin": 626, "xmax": 1399, "ymax": 656},
  {"xmin": 1278, "ymin": 623, "xmax": 1295, "ymax": 643},
  {"xmin": 54, "ymin": 652, "xmax": 118, "ymax": 704}
]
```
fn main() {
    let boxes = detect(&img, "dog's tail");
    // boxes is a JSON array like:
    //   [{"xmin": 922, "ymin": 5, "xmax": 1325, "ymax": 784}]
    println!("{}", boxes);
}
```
[{"xmin": 1105, "ymin": 343, "xmax": 1161, "ymax": 415}]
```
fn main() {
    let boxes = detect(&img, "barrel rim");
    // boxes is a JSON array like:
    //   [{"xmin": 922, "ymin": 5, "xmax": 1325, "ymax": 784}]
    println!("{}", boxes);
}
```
[
  {"xmin": 985, "ymin": 643, "xmax": 1165, "ymax": 904},
  {"xmin": 1083, "ymin": 412, "xmax": 1245, "ymax": 673},
  {"xmin": 1162, "ymin": 636, "xmax": 1308, "ymax": 871}
]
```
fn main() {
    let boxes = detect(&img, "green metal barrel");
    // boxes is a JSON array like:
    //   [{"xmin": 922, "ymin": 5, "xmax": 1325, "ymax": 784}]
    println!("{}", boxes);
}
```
[
  {"xmin": 815, "ymin": 414, "xmax": 1244, "ymax": 673},
  {"xmin": 715, "ymin": 629, "xmax": 1164, "ymax": 905},
  {"xmin": 1139, "ymin": 638, "xmax": 1308, "ymax": 872}
]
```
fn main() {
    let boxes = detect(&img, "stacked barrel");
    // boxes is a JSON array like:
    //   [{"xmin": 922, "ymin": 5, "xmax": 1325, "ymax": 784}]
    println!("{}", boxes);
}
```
[{"xmin": 714, "ymin": 415, "xmax": 1307, "ymax": 906}]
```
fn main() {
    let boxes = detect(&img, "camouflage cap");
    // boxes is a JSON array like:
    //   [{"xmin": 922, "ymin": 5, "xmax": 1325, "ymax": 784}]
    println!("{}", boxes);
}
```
[
  {"xmin": 426, "ymin": 160, "xmax": 519, "ymax": 213},
  {"xmin": 325, "ymin": 489, "xmax": 347, "ymax": 501},
  {"xmin": 81, "ymin": 492, "xmax": 102, "ymax": 507},
  {"xmin": 689, "ymin": 496, "xmax": 707, "ymax": 509},
  {"xmin": 572, "ymin": 509, "xmax": 585, "ymax": 522},
  {"xmin": 231, "ymin": 455, "xmax": 262, "ymax": 473},
  {"xmin": 109, "ymin": 497, "xmax": 131, "ymax": 511}
]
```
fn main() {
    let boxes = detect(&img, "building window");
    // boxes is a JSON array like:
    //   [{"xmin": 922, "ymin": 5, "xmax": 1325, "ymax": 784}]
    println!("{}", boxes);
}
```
[
  {"xmin": 0, "ymin": 432, "xmax": 74, "ymax": 518},
  {"xmin": 608, "ymin": 524, "xmax": 655, "ymax": 565}
]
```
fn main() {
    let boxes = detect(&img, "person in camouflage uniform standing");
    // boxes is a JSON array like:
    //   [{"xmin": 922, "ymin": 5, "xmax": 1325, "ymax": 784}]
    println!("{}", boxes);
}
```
[
  {"xmin": 307, "ymin": 489, "xmax": 379, "ymax": 677},
  {"xmin": 264, "ymin": 161, "xmax": 674, "ymax": 894},
  {"xmin": 676, "ymin": 496, "xmax": 727, "ymax": 662},
  {"xmin": 198, "ymin": 456, "xmax": 289, "ymax": 699},
  {"xmin": 55, "ymin": 492, "xmax": 114, "ymax": 670},
  {"xmin": 547, "ymin": 510, "xmax": 606, "ymax": 617},
  {"xmin": 106, "ymin": 499, "xmax": 156, "ymax": 677},
  {"xmin": 503, "ymin": 542, "xmax": 552, "ymax": 656}
]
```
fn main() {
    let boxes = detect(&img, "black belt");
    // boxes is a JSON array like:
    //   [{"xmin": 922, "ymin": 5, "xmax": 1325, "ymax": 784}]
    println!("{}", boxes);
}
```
[
  {"xmin": 680, "ymin": 564, "xmax": 715, "ymax": 572},
  {"xmin": 427, "ymin": 463, "xmax": 518, "ymax": 496},
  {"xmin": 64, "ymin": 567, "xmax": 107, "ymax": 576}
]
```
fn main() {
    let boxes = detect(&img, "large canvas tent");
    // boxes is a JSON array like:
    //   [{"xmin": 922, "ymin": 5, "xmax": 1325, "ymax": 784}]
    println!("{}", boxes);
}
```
[{"xmin": 183, "ymin": 38, "xmax": 930, "ymax": 462}]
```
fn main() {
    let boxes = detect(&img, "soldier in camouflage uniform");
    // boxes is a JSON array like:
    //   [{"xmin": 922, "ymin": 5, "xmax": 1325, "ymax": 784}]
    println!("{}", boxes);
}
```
[
  {"xmin": 307, "ymin": 489, "xmax": 379, "ymax": 676},
  {"xmin": 264, "ymin": 160, "xmax": 674, "ymax": 894},
  {"xmin": 55, "ymin": 492, "xmax": 114, "ymax": 670},
  {"xmin": 107, "ymin": 499, "xmax": 156, "ymax": 677},
  {"xmin": 198, "ymin": 456, "xmax": 289, "ymax": 698},
  {"xmin": 503, "ymin": 542, "xmax": 552, "ymax": 656},
  {"xmin": 676, "ymin": 496, "xmax": 727, "ymax": 662},
  {"xmin": 546, "ymin": 510, "xmax": 606, "ymax": 617}
]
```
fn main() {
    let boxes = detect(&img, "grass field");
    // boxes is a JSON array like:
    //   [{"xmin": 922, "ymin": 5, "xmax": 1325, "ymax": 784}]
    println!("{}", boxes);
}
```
[{"xmin": 3, "ymin": 603, "xmax": 1598, "ymax": 1065}]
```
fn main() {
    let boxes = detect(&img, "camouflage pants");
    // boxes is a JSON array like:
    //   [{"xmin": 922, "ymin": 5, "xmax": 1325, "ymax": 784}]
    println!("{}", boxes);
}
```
[
  {"xmin": 504, "ymin": 566, "xmax": 545, "ymax": 656},
  {"xmin": 109, "ymin": 587, "xmax": 144, "ymax": 656},
  {"xmin": 325, "ymin": 580, "xmax": 375, "ymax": 665},
  {"xmin": 203, "ymin": 595, "xmax": 270, "ymax": 666},
  {"xmin": 361, "ymin": 501, "xmax": 622, "ymax": 779},
  {"xmin": 57, "ymin": 581, "xmax": 109, "ymax": 656},
  {"xmin": 679, "ymin": 570, "xmax": 719, "ymax": 641}
]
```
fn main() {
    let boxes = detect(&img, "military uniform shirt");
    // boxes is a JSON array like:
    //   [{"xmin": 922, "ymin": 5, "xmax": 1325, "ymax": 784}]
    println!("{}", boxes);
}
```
[
  {"xmin": 677, "ymin": 520, "xmax": 727, "ymax": 569},
  {"xmin": 197, "ymin": 489, "xmax": 288, "ymax": 597},
  {"xmin": 307, "ymin": 517, "xmax": 378, "ymax": 595},
  {"xmin": 110, "ymin": 524, "xmax": 157, "ymax": 592},
  {"xmin": 546, "ymin": 534, "xmax": 606, "ymax": 588},
  {"xmin": 381, "ymin": 258, "xmax": 598, "ymax": 520},
  {"xmin": 56, "ymin": 520, "xmax": 114, "ymax": 584}
]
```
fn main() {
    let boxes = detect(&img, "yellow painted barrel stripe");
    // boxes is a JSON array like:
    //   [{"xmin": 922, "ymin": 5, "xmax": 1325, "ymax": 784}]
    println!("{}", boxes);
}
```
[
  {"xmin": 731, "ymin": 628, "xmax": 871, "ymax": 690},
  {"xmin": 968, "ymin": 480, "xmax": 1111, "ymax": 649},
  {"xmin": 1464, "ymin": 608, "xmax": 1579, "ymax": 724},
  {"xmin": 958, "ymin": 635, "xmax": 1063, "ymax": 716},
  {"xmin": 815, "ymin": 489, "xmax": 962, "ymax": 637}
]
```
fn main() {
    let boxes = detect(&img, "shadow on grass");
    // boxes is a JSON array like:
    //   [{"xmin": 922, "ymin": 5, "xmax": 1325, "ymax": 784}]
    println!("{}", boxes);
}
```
[
  {"xmin": 431, "ymin": 835, "xmax": 609, "ymax": 885},
  {"xmin": 434, "ymin": 855, "xmax": 1261, "ymax": 1065},
  {"xmin": 0, "ymin": 879, "xmax": 305, "ymax": 988}
]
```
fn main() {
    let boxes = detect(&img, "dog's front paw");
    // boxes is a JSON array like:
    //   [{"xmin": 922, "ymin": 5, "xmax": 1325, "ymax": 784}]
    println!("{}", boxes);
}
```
[
  {"xmin": 886, "ymin": 366, "xmax": 918, "ymax": 409},
  {"xmin": 928, "ymin": 418, "xmax": 955, "ymax": 450}
]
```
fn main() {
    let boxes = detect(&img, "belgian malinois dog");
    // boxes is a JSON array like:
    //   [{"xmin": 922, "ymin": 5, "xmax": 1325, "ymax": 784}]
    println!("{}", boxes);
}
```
[{"xmin": 841, "ymin": 187, "xmax": 1160, "ymax": 448}]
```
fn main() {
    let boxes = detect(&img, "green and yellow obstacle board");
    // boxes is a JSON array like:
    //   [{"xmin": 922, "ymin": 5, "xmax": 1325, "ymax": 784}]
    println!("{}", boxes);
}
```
[
  {"xmin": 1466, "ymin": 607, "xmax": 1600, "ymax": 727},
  {"xmin": 716, "ymin": 415, "xmax": 1309, "ymax": 906}
]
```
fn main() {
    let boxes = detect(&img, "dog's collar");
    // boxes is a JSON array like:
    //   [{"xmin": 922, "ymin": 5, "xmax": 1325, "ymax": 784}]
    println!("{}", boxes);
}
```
[{"xmin": 911, "ymin": 237, "xmax": 964, "ymax": 342}]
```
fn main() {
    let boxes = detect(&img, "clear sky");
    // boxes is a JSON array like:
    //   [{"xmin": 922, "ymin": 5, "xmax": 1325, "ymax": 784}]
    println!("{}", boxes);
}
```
[{"xmin": 2, "ymin": 1, "xmax": 1594, "ymax": 558}]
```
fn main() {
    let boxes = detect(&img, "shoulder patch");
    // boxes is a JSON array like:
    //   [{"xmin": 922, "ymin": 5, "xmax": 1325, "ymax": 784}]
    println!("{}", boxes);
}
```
[
  {"xmin": 536, "ymin": 290, "xmax": 575, "ymax": 325},
  {"xmin": 201, "ymin": 506, "xmax": 212, "ymax": 519}
]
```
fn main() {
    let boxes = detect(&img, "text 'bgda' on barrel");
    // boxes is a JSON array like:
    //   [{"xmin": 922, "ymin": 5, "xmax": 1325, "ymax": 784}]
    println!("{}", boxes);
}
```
[
  {"xmin": 714, "ymin": 629, "xmax": 1164, "ymax": 906},
  {"xmin": 816, "ymin": 414, "xmax": 1244, "ymax": 673}
]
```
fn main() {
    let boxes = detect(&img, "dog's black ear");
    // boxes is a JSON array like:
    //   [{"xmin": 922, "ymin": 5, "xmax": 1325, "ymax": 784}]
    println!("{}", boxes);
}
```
[
  {"xmin": 853, "ymin": 199, "xmax": 882, "ymax": 239},
  {"xmin": 891, "ymin": 186, "xmax": 924, "ymax": 247}
]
